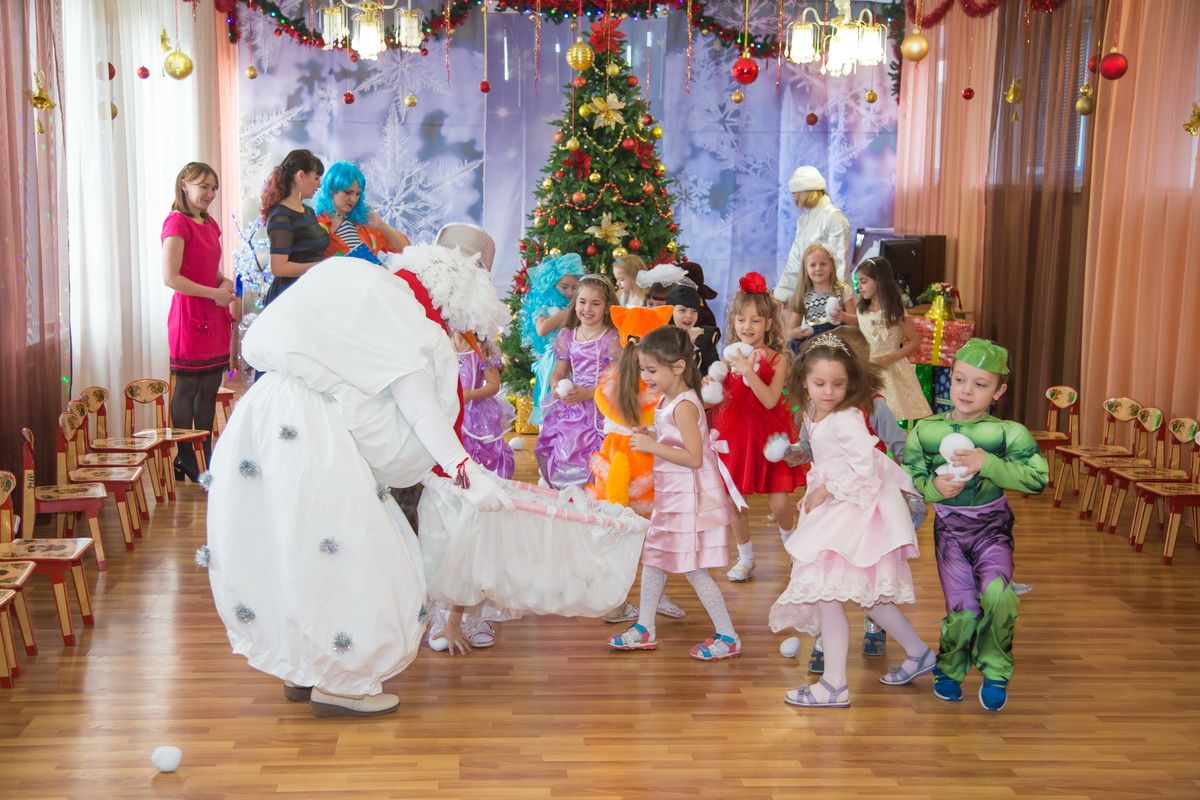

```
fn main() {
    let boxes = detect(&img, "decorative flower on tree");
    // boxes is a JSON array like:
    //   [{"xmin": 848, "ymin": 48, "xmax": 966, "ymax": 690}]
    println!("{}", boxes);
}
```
[
  {"xmin": 589, "ymin": 15, "xmax": 625, "ymax": 54},
  {"xmin": 585, "ymin": 212, "xmax": 627, "ymax": 246},
  {"xmin": 562, "ymin": 149, "xmax": 593, "ymax": 180},
  {"xmin": 586, "ymin": 93, "xmax": 626, "ymax": 129}
]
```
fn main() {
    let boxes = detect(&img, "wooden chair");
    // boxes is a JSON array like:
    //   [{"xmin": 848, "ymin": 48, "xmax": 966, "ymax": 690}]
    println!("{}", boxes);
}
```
[
  {"xmin": 83, "ymin": 386, "xmax": 166, "ymax": 503},
  {"xmin": 0, "ymin": 589, "xmax": 16, "ymax": 687},
  {"xmin": 68, "ymin": 397, "xmax": 150, "ymax": 522},
  {"xmin": 214, "ymin": 386, "xmax": 236, "ymax": 441},
  {"xmin": 1078, "ymin": 406, "xmax": 1162, "ymax": 523},
  {"xmin": 58, "ymin": 410, "xmax": 145, "ymax": 554},
  {"xmin": 1130, "ymin": 430, "xmax": 1200, "ymax": 565},
  {"xmin": 124, "ymin": 378, "xmax": 210, "ymax": 502},
  {"xmin": 1027, "ymin": 386, "xmax": 1079, "ymax": 488},
  {"xmin": 0, "ymin": 470, "xmax": 96, "ymax": 645},
  {"xmin": 1105, "ymin": 417, "xmax": 1198, "ymax": 535},
  {"xmin": 1052, "ymin": 397, "xmax": 1142, "ymax": 508},
  {"xmin": 0, "ymin": 560, "xmax": 37, "ymax": 656},
  {"xmin": 20, "ymin": 429, "xmax": 110, "ymax": 570}
]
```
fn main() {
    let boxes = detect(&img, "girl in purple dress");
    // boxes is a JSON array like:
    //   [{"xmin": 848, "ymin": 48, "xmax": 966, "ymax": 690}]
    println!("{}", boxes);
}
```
[
  {"xmin": 535, "ymin": 274, "xmax": 620, "ymax": 488},
  {"xmin": 455, "ymin": 334, "xmax": 515, "ymax": 479}
]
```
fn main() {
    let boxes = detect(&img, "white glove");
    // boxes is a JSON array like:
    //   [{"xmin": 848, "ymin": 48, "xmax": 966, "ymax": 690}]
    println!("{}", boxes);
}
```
[{"xmin": 460, "ymin": 461, "xmax": 514, "ymax": 512}]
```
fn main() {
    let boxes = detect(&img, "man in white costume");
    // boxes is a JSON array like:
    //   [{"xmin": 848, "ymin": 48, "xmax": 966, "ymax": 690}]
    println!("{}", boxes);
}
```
[
  {"xmin": 204, "ymin": 247, "xmax": 511, "ymax": 717},
  {"xmin": 436, "ymin": 222, "xmax": 496, "ymax": 272},
  {"xmin": 773, "ymin": 165, "xmax": 853, "ymax": 302}
]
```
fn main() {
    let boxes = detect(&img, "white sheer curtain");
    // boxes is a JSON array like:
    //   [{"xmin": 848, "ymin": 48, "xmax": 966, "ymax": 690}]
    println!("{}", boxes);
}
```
[{"xmin": 64, "ymin": 0, "xmax": 224, "ymax": 426}]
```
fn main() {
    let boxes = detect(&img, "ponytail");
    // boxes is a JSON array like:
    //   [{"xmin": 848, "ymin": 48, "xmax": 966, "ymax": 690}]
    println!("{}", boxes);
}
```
[{"xmin": 613, "ymin": 340, "xmax": 645, "ymax": 429}]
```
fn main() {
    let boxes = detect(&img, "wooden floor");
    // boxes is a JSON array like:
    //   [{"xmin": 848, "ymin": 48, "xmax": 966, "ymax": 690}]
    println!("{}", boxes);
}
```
[{"xmin": 2, "ymin": 448, "xmax": 1199, "ymax": 800}]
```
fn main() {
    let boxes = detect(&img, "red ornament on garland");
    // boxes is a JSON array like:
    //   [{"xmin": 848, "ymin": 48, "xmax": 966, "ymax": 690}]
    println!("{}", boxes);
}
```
[
  {"xmin": 1099, "ymin": 50, "xmax": 1128, "ymax": 80},
  {"xmin": 343, "ymin": 91, "xmax": 355, "ymax": 104},
  {"xmin": 628, "ymin": 238, "xmax": 641, "ymax": 251},
  {"xmin": 554, "ymin": 131, "xmax": 564, "ymax": 144},
  {"xmin": 274, "ymin": 28, "xmax": 282, "ymax": 37},
  {"xmin": 137, "ymin": 66, "xmax": 150, "ymax": 80},
  {"xmin": 621, "ymin": 137, "xmax": 636, "ymax": 150},
  {"xmin": 732, "ymin": 55, "xmax": 759, "ymax": 86},
  {"xmin": 962, "ymin": 87, "xmax": 975, "ymax": 100},
  {"xmin": 642, "ymin": 182, "xmax": 654, "ymax": 194},
  {"xmin": 571, "ymin": 191, "xmax": 586, "ymax": 203},
  {"xmin": 107, "ymin": 63, "xmax": 116, "ymax": 80},
  {"xmin": 626, "ymin": 75, "xmax": 639, "ymax": 88},
  {"xmin": 420, "ymin": 48, "xmax": 429, "ymax": 56},
  {"xmin": 805, "ymin": 112, "xmax": 819, "ymax": 126},
  {"xmin": 641, "ymin": 114, "xmax": 654, "ymax": 126},
  {"xmin": 519, "ymin": 242, "xmax": 527, "ymax": 251},
  {"xmin": 586, "ymin": 244, "xmax": 599, "ymax": 256},
  {"xmin": 479, "ymin": 80, "xmax": 491, "ymax": 93},
  {"xmin": 1087, "ymin": 53, "xmax": 1098, "ymax": 73},
  {"xmin": 573, "ymin": 76, "xmax": 587, "ymax": 89}
]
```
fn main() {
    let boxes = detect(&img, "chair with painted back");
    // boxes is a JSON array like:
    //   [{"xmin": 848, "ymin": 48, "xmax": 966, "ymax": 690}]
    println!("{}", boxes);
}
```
[
  {"xmin": 123, "ymin": 378, "xmax": 209, "ymax": 502},
  {"xmin": 1027, "ymin": 386, "xmax": 1079, "ymax": 489},
  {"xmin": 1104, "ymin": 417, "xmax": 1198, "ymax": 535},
  {"xmin": 167, "ymin": 374, "xmax": 237, "ymax": 442},
  {"xmin": 1078, "ymin": 406, "xmax": 1164, "ymax": 524},
  {"xmin": 84, "ymin": 385, "xmax": 165, "ymax": 503},
  {"xmin": 1052, "ymin": 397, "xmax": 1143, "ymax": 508},
  {"xmin": 0, "ymin": 469, "xmax": 98, "ymax": 645},
  {"xmin": 69, "ymin": 397, "xmax": 150, "ymax": 522},
  {"xmin": 18, "ymin": 427, "xmax": 108, "ymax": 569},
  {"xmin": 1130, "ymin": 428, "xmax": 1200, "ymax": 565},
  {"xmin": 58, "ymin": 410, "xmax": 145, "ymax": 555},
  {"xmin": 0, "ymin": 472, "xmax": 37, "ymax": 660}
]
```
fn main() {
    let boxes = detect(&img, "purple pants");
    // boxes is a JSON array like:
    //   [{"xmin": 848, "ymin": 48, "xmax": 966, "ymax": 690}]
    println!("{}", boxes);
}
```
[{"xmin": 932, "ymin": 496, "xmax": 1015, "ymax": 615}]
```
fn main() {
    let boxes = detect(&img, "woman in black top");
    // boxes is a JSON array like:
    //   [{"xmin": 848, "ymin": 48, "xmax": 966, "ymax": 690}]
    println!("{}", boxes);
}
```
[{"xmin": 259, "ymin": 149, "xmax": 329, "ymax": 306}]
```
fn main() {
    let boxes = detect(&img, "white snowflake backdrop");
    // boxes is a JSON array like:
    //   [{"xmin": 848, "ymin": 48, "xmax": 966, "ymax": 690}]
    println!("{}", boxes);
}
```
[{"xmin": 237, "ymin": 1, "xmax": 898, "ymax": 321}]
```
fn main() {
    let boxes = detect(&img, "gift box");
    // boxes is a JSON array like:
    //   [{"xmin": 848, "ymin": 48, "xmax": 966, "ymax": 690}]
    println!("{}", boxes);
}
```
[
  {"xmin": 912, "ymin": 317, "xmax": 975, "ymax": 366},
  {"xmin": 915, "ymin": 364, "xmax": 954, "ymax": 414}
]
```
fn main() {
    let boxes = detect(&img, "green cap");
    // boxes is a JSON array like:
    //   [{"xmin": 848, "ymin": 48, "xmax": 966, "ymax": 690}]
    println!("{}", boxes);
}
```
[{"xmin": 954, "ymin": 338, "xmax": 1010, "ymax": 375}]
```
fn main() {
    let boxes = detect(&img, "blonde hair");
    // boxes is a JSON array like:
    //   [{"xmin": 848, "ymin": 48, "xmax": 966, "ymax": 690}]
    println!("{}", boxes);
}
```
[
  {"xmin": 173, "ymin": 162, "xmax": 218, "ymax": 219},
  {"xmin": 788, "ymin": 243, "xmax": 844, "ymax": 316},
  {"xmin": 613, "ymin": 255, "xmax": 647, "ymax": 303},
  {"xmin": 795, "ymin": 189, "xmax": 825, "ymax": 209},
  {"xmin": 726, "ymin": 289, "xmax": 786, "ymax": 355}
]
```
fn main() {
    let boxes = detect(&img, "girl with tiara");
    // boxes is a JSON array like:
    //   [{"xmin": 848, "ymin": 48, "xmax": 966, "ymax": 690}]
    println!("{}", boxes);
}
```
[
  {"xmin": 454, "ymin": 331, "xmax": 515, "ymax": 479},
  {"xmin": 518, "ymin": 254, "xmax": 584, "ymax": 425}
]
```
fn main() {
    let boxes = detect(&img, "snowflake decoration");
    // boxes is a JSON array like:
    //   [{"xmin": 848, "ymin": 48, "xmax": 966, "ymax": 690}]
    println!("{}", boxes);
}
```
[
  {"xmin": 319, "ymin": 537, "xmax": 340, "ymax": 554},
  {"xmin": 198, "ymin": 471, "xmax": 213, "ymax": 491},
  {"xmin": 333, "ymin": 632, "xmax": 353, "ymax": 653},
  {"xmin": 238, "ymin": 459, "xmax": 261, "ymax": 478},
  {"xmin": 277, "ymin": 424, "xmax": 298, "ymax": 441},
  {"xmin": 417, "ymin": 604, "xmax": 428, "ymax": 624},
  {"xmin": 376, "ymin": 483, "xmax": 390, "ymax": 501},
  {"xmin": 672, "ymin": 169, "xmax": 715, "ymax": 215},
  {"xmin": 234, "ymin": 604, "xmax": 256, "ymax": 623},
  {"xmin": 195, "ymin": 545, "xmax": 211, "ymax": 568}
]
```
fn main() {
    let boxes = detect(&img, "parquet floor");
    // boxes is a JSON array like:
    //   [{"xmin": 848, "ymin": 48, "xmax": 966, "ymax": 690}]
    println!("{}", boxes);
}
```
[{"xmin": 2, "ymin": 446, "xmax": 1199, "ymax": 799}]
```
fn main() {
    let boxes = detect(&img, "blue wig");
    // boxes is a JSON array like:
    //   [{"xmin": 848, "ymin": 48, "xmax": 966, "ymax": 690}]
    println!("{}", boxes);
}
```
[
  {"xmin": 518, "ymin": 253, "xmax": 585, "ymax": 356},
  {"xmin": 313, "ymin": 161, "xmax": 370, "ymax": 225}
]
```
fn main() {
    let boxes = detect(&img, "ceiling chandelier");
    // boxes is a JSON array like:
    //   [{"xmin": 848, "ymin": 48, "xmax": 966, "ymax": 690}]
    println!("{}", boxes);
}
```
[
  {"xmin": 315, "ymin": 1, "xmax": 419, "ymax": 60},
  {"xmin": 785, "ymin": 0, "xmax": 887, "ymax": 77}
]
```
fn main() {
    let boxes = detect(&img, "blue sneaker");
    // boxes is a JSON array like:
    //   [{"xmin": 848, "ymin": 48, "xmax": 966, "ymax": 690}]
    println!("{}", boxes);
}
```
[
  {"xmin": 932, "ymin": 667, "xmax": 962, "ymax": 702},
  {"xmin": 979, "ymin": 679, "xmax": 1008, "ymax": 712}
]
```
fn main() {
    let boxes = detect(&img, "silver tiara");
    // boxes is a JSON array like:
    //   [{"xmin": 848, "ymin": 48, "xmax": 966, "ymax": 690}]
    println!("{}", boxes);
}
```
[{"xmin": 808, "ymin": 332, "xmax": 852, "ymax": 356}]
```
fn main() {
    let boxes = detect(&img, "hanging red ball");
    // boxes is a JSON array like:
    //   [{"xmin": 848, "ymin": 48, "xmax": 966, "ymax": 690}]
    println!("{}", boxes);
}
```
[
  {"xmin": 1099, "ymin": 51, "xmax": 1128, "ymax": 80},
  {"xmin": 420, "ymin": 48, "xmax": 429, "ymax": 56},
  {"xmin": 573, "ymin": 76, "xmax": 587, "ymax": 89},
  {"xmin": 962, "ymin": 87, "xmax": 975, "ymax": 100},
  {"xmin": 479, "ymin": 80, "xmax": 491, "ymax": 93},
  {"xmin": 627, "ymin": 75, "xmax": 639, "ymax": 88},
  {"xmin": 571, "ymin": 191, "xmax": 586, "ymax": 204},
  {"xmin": 731, "ymin": 56, "xmax": 759, "ymax": 86},
  {"xmin": 642, "ymin": 182, "xmax": 654, "ymax": 194},
  {"xmin": 108, "ymin": 63, "xmax": 116, "ymax": 80},
  {"xmin": 628, "ymin": 238, "xmax": 641, "ymax": 251},
  {"xmin": 519, "ymin": 242, "xmax": 527, "ymax": 251},
  {"xmin": 554, "ymin": 131, "xmax": 564, "ymax": 143},
  {"xmin": 136, "ymin": 66, "xmax": 150, "ymax": 80},
  {"xmin": 586, "ymin": 244, "xmax": 599, "ymax": 256},
  {"xmin": 667, "ymin": 223, "xmax": 677, "ymax": 232},
  {"xmin": 621, "ymin": 137, "xmax": 636, "ymax": 150},
  {"xmin": 343, "ymin": 91, "xmax": 355, "ymax": 104},
  {"xmin": 641, "ymin": 114, "xmax": 654, "ymax": 126},
  {"xmin": 1087, "ymin": 54, "xmax": 1098, "ymax": 73},
  {"xmin": 350, "ymin": 53, "xmax": 358, "ymax": 62},
  {"xmin": 805, "ymin": 112, "xmax": 819, "ymax": 126},
  {"xmin": 554, "ymin": 170, "xmax": 565, "ymax": 179},
  {"xmin": 659, "ymin": 187, "xmax": 667, "ymax": 196},
  {"xmin": 274, "ymin": 28, "xmax": 283, "ymax": 37},
  {"xmin": 548, "ymin": 217, "xmax": 558, "ymax": 226}
]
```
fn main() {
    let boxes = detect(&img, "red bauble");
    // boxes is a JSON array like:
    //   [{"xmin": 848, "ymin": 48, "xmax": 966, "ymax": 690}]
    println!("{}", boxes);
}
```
[
  {"xmin": 667, "ymin": 223, "xmax": 677, "ymax": 232},
  {"xmin": 962, "ymin": 87, "xmax": 975, "ymax": 100},
  {"xmin": 1099, "ymin": 51, "xmax": 1128, "ymax": 80},
  {"xmin": 350, "ymin": 53, "xmax": 358, "ymax": 62},
  {"xmin": 554, "ymin": 131, "xmax": 564, "ymax": 143},
  {"xmin": 519, "ymin": 242, "xmax": 527, "ymax": 251},
  {"xmin": 136, "ymin": 66, "xmax": 150, "ymax": 80},
  {"xmin": 548, "ymin": 216, "xmax": 558, "ymax": 226},
  {"xmin": 731, "ymin": 56, "xmax": 759, "ymax": 86},
  {"xmin": 420, "ymin": 48, "xmax": 429, "ymax": 56},
  {"xmin": 805, "ymin": 112, "xmax": 819, "ymax": 126},
  {"xmin": 571, "ymin": 191, "xmax": 586, "ymax": 203},
  {"xmin": 554, "ymin": 170, "xmax": 565, "ymax": 179},
  {"xmin": 641, "ymin": 114, "xmax": 654, "ymax": 126},
  {"xmin": 642, "ymin": 183, "xmax": 654, "ymax": 194},
  {"xmin": 1087, "ymin": 54, "xmax": 1098, "ymax": 73},
  {"xmin": 479, "ymin": 80, "xmax": 491, "ymax": 93},
  {"xmin": 343, "ymin": 91, "xmax": 355, "ymax": 104},
  {"xmin": 573, "ymin": 76, "xmax": 587, "ymax": 89},
  {"xmin": 628, "ymin": 238, "xmax": 641, "ymax": 251},
  {"xmin": 659, "ymin": 187, "xmax": 667, "ymax": 196},
  {"xmin": 627, "ymin": 75, "xmax": 639, "ymax": 87},
  {"xmin": 586, "ymin": 244, "xmax": 599, "ymax": 256},
  {"xmin": 274, "ymin": 28, "xmax": 282, "ymax": 37},
  {"xmin": 621, "ymin": 138, "xmax": 636, "ymax": 150},
  {"xmin": 107, "ymin": 62, "xmax": 116, "ymax": 80}
]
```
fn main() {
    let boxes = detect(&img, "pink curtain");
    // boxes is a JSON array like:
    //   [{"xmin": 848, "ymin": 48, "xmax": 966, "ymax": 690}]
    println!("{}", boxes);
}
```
[
  {"xmin": 213, "ymin": 4, "xmax": 240, "ymax": 280},
  {"xmin": 893, "ymin": 4, "xmax": 999, "ymax": 312},
  {"xmin": 0, "ymin": 0, "xmax": 68, "ymax": 483},
  {"xmin": 1080, "ymin": 0, "xmax": 1200, "ymax": 441}
]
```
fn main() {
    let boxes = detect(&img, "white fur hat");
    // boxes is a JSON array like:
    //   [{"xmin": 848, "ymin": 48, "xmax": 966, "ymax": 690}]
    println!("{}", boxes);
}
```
[{"xmin": 787, "ymin": 165, "xmax": 826, "ymax": 193}]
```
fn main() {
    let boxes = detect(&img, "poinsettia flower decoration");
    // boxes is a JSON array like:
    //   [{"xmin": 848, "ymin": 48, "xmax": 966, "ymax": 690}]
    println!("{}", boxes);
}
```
[
  {"xmin": 562, "ymin": 149, "xmax": 592, "ymax": 180},
  {"xmin": 589, "ymin": 15, "xmax": 625, "ymax": 54},
  {"xmin": 585, "ymin": 212, "xmax": 627, "ymax": 246},
  {"xmin": 739, "ymin": 272, "xmax": 769, "ymax": 294},
  {"xmin": 586, "ymin": 93, "xmax": 626, "ymax": 129}
]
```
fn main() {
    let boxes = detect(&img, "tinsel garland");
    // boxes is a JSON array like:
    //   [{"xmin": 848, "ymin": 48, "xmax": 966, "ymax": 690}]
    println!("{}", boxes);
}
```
[{"xmin": 904, "ymin": 0, "xmax": 1064, "ymax": 28}]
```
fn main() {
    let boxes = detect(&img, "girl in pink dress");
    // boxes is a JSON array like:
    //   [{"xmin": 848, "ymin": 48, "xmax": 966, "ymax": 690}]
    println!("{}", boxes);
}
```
[
  {"xmin": 769, "ymin": 333, "xmax": 934, "ymax": 707},
  {"xmin": 607, "ymin": 327, "xmax": 742, "ymax": 660}
]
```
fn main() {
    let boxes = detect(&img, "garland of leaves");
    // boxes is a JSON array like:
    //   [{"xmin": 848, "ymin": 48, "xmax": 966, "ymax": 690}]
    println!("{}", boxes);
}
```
[{"xmin": 903, "ymin": 0, "xmax": 1065, "ymax": 28}]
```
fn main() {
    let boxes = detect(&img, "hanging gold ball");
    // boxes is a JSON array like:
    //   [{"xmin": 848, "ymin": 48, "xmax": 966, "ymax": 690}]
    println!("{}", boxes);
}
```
[
  {"xmin": 654, "ymin": 164, "xmax": 666, "ymax": 177},
  {"xmin": 588, "ymin": 171, "xmax": 602, "ymax": 184},
  {"xmin": 534, "ymin": 215, "xmax": 544, "ymax": 227},
  {"xmin": 566, "ymin": 37, "xmax": 595, "ymax": 71},
  {"xmin": 110, "ymin": 102, "xmax": 118, "ymax": 120},
  {"xmin": 565, "ymin": 137, "xmax": 580, "ymax": 151},
  {"xmin": 164, "ymin": 49, "xmax": 194, "ymax": 80},
  {"xmin": 605, "ymin": 62, "xmax": 620, "ymax": 77},
  {"xmin": 730, "ymin": 89, "xmax": 745, "ymax": 104},
  {"xmin": 579, "ymin": 104, "xmax": 593, "ymax": 118},
  {"xmin": 542, "ymin": 177, "xmax": 553, "ymax": 189},
  {"xmin": 1075, "ymin": 84, "xmax": 1095, "ymax": 116},
  {"xmin": 245, "ymin": 65, "xmax": 259, "ymax": 80},
  {"xmin": 650, "ymin": 126, "xmax": 663, "ymax": 139},
  {"xmin": 900, "ymin": 31, "xmax": 929, "ymax": 62},
  {"xmin": 404, "ymin": 93, "xmax": 418, "ymax": 108},
  {"xmin": 563, "ymin": 222, "xmax": 574, "ymax": 232},
  {"xmin": 666, "ymin": 241, "xmax": 678, "ymax": 253},
  {"xmin": 549, "ymin": 247, "xmax": 562, "ymax": 256},
  {"xmin": 612, "ymin": 246, "xmax": 628, "ymax": 258},
  {"xmin": 865, "ymin": 89, "xmax": 878, "ymax": 103}
]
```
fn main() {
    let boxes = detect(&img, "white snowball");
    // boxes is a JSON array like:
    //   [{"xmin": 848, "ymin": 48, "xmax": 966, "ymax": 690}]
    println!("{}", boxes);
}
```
[
  {"xmin": 700, "ymin": 381, "xmax": 725, "ymax": 406},
  {"xmin": 763, "ymin": 433, "xmax": 792, "ymax": 463},
  {"xmin": 938, "ymin": 432, "xmax": 975, "ymax": 461},
  {"xmin": 825, "ymin": 296, "xmax": 842, "ymax": 317},
  {"xmin": 508, "ymin": 436, "xmax": 525, "ymax": 451},
  {"xmin": 723, "ymin": 342, "xmax": 754, "ymax": 362},
  {"xmin": 779, "ymin": 637, "xmax": 802, "ymax": 658},
  {"xmin": 708, "ymin": 361, "xmax": 729, "ymax": 382},
  {"xmin": 556, "ymin": 378, "xmax": 575, "ymax": 398},
  {"xmin": 150, "ymin": 745, "xmax": 182, "ymax": 773}
]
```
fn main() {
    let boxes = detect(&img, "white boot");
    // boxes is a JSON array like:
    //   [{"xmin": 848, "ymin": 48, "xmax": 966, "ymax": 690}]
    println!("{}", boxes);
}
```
[{"xmin": 309, "ymin": 687, "xmax": 400, "ymax": 717}]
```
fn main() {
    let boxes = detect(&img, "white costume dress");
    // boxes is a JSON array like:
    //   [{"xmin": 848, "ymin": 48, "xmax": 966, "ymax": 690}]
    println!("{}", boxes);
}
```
[
  {"xmin": 206, "ymin": 258, "xmax": 464, "ymax": 696},
  {"xmin": 774, "ymin": 194, "xmax": 853, "ymax": 302}
]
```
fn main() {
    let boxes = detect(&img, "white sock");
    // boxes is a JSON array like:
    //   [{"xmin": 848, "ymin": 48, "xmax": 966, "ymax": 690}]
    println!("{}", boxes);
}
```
[
  {"xmin": 636, "ymin": 565, "xmax": 667, "ymax": 635},
  {"xmin": 685, "ymin": 569, "xmax": 737, "ymax": 639},
  {"xmin": 737, "ymin": 541, "xmax": 754, "ymax": 563}
]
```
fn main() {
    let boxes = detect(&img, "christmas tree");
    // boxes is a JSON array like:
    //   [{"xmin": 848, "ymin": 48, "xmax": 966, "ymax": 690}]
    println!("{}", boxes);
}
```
[{"xmin": 501, "ymin": 15, "xmax": 685, "ymax": 401}]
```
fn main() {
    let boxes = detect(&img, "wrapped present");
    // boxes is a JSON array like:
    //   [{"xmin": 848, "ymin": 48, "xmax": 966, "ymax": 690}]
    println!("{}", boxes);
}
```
[
  {"xmin": 510, "ymin": 393, "xmax": 539, "ymax": 435},
  {"xmin": 912, "ymin": 317, "xmax": 975, "ymax": 366}
]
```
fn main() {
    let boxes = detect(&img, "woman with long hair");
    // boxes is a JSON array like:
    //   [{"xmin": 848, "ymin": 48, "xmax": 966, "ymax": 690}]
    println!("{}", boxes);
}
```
[
  {"xmin": 312, "ymin": 161, "xmax": 409, "ymax": 261},
  {"xmin": 259, "ymin": 149, "xmax": 328, "ymax": 306}
]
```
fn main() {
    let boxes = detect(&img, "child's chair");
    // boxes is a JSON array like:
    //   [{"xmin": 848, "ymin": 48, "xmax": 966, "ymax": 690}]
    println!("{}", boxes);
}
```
[
  {"xmin": 1027, "ymin": 386, "xmax": 1079, "ymax": 488},
  {"xmin": 85, "ymin": 386, "xmax": 166, "ymax": 503},
  {"xmin": 0, "ymin": 589, "xmax": 16, "ymax": 687},
  {"xmin": 68, "ymin": 397, "xmax": 150, "ymax": 522},
  {"xmin": 124, "ymin": 378, "xmax": 210, "ymax": 502},
  {"xmin": 0, "ymin": 470, "xmax": 97, "ymax": 645},
  {"xmin": 1103, "ymin": 417, "xmax": 1197, "ymax": 535},
  {"xmin": 1130, "ymin": 429, "xmax": 1200, "ymax": 565},
  {"xmin": 1052, "ymin": 397, "xmax": 1142, "ymax": 508},
  {"xmin": 1077, "ymin": 407, "xmax": 1163, "ymax": 523},
  {"xmin": 19, "ymin": 428, "xmax": 109, "ymax": 569},
  {"xmin": 58, "ymin": 410, "xmax": 145, "ymax": 555},
  {"xmin": 214, "ymin": 386, "xmax": 236, "ymax": 441},
  {"xmin": 0, "ymin": 559, "xmax": 37, "ymax": 657}
]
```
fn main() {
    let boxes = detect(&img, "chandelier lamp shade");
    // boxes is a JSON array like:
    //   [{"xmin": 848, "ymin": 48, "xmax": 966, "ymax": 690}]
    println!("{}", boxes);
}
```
[
  {"xmin": 785, "ymin": 0, "xmax": 887, "ymax": 76},
  {"xmin": 395, "ymin": 4, "xmax": 424, "ymax": 53},
  {"xmin": 316, "ymin": 1, "xmax": 406, "ymax": 60}
]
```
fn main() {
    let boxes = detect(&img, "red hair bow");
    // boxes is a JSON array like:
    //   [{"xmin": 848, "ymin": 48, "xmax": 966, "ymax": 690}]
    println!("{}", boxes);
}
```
[{"xmin": 739, "ymin": 272, "xmax": 768, "ymax": 294}]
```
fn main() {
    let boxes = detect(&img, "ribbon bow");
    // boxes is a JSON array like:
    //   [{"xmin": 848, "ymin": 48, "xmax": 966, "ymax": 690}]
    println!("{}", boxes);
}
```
[{"xmin": 709, "ymin": 430, "xmax": 748, "ymax": 510}]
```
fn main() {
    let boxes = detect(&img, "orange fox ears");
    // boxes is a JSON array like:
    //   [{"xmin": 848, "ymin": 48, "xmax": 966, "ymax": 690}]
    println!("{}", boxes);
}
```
[{"xmin": 610, "ymin": 305, "xmax": 674, "ymax": 346}]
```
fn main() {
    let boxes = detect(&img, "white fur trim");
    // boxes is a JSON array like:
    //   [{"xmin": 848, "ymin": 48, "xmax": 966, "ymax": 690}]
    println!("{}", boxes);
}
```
[
  {"xmin": 708, "ymin": 361, "xmax": 729, "ymax": 382},
  {"xmin": 701, "ymin": 381, "xmax": 725, "ymax": 406},
  {"xmin": 788, "ymin": 165, "xmax": 826, "ymax": 193},
  {"xmin": 635, "ymin": 263, "xmax": 687, "ymax": 289},
  {"xmin": 385, "ymin": 243, "xmax": 511, "ymax": 336}
]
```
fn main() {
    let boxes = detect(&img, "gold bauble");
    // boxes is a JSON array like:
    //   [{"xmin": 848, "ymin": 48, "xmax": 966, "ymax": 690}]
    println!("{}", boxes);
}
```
[
  {"xmin": 110, "ymin": 102, "xmax": 118, "ymax": 120},
  {"xmin": 579, "ymin": 104, "xmax": 593, "ymax": 118},
  {"xmin": 563, "ymin": 222, "xmax": 574, "ymax": 232},
  {"xmin": 900, "ymin": 31, "xmax": 929, "ymax": 62},
  {"xmin": 588, "ymin": 171, "xmax": 602, "ymax": 184},
  {"xmin": 650, "ymin": 126, "xmax": 663, "ymax": 139},
  {"xmin": 730, "ymin": 89, "xmax": 745, "ymax": 104},
  {"xmin": 566, "ymin": 37, "xmax": 595, "ymax": 71},
  {"xmin": 542, "ymin": 177, "xmax": 553, "ymax": 189},
  {"xmin": 605, "ymin": 62, "xmax": 620, "ymax": 77},
  {"xmin": 245, "ymin": 65, "xmax": 259, "ymax": 80},
  {"xmin": 666, "ymin": 240, "xmax": 678, "ymax": 253},
  {"xmin": 404, "ymin": 93, "xmax": 418, "ymax": 108},
  {"xmin": 654, "ymin": 164, "xmax": 666, "ymax": 177},
  {"xmin": 164, "ymin": 49, "xmax": 194, "ymax": 80},
  {"xmin": 865, "ymin": 89, "xmax": 878, "ymax": 104},
  {"xmin": 612, "ymin": 246, "xmax": 628, "ymax": 258},
  {"xmin": 1075, "ymin": 83, "xmax": 1095, "ymax": 116},
  {"xmin": 565, "ymin": 137, "xmax": 580, "ymax": 151},
  {"xmin": 534, "ymin": 215, "xmax": 544, "ymax": 227},
  {"xmin": 549, "ymin": 247, "xmax": 562, "ymax": 256}
]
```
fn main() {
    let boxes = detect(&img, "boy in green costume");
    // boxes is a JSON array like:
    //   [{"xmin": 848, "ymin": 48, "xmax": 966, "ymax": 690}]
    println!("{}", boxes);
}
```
[{"xmin": 902, "ymin": 339, "xmax": 1048, "ymax": 711}]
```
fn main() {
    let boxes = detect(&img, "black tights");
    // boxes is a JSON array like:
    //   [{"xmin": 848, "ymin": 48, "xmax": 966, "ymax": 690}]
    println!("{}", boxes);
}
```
[{"xmin": 171, "ymin": 370, "xmax": 222, "ymax": 474}]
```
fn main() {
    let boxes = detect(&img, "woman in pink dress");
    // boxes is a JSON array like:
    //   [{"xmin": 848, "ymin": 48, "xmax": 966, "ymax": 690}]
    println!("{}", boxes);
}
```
[
  {"xmin": 606, "ymin": 327, "xmax": 742, "ymax": 660},
  {"xmin": 160, "ymin": 162, "xmax": 235, "ymax": 482}
]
